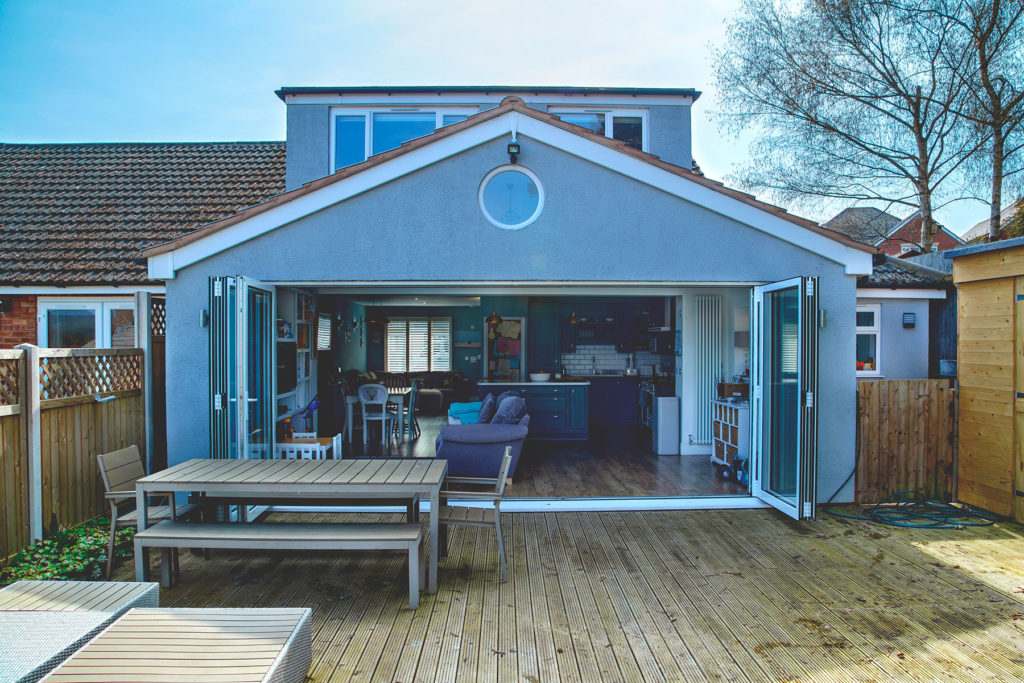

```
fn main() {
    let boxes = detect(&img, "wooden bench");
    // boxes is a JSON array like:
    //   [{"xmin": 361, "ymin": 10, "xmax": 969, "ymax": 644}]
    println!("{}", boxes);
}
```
[
  {"xmin": 134, "ymin": 521, "xmax": 426, "ymax": 608},
  {"xmin": 40, "ymin": 607, "xmax": 312, "ymax": 683}
]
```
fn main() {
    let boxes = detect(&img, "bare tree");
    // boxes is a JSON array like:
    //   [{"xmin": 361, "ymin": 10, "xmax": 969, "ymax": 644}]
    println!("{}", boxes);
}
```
[
  {"xmin": 714, "ymin": 0, "xmax": 978, "ymax": 250},
  {"xmin": 932, "ymin": 0, "xmax": 1024, "ymax": 241}
]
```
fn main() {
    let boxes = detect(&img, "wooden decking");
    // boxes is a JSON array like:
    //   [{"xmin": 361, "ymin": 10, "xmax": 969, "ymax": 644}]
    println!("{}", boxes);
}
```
[{"xmin": 114, "ymin": 508, "xmax": 1024, "ymax": 682}]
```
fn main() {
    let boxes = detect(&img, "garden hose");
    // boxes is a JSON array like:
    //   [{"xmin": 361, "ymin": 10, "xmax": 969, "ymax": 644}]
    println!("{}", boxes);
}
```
[{"xmin": 826, "ymin": 490, "xmax": 999, "ymax": 529}]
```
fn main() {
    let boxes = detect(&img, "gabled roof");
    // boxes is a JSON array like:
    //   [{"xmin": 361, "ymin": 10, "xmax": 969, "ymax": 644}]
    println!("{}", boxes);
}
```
[
  {"xmin": 823, "ymin": 207, "xmax": 902, "ymax": 245},
  {"xmin": 0, "ymin": 142, "xmax": 285, "ymax": 285},
  {"xmin": 146, "ymin": 96, "xmax": 873, "ymax": 277},
  {"xmin": 878, "ymin": 211, "xmax": 963, "ymax": 248},
  {"xmin": 857, "ymin": 254, "xmax": 950, "ymax": 289},
  {"xmin": 961, "ymin": 198, "xmax": 1023, "ymax": 242}
]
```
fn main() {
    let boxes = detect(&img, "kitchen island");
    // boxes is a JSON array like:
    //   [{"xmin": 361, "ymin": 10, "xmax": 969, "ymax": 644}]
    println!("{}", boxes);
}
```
[{"xmin": 478, "ymin": 380, "xmax": 589, "ymax": 440}]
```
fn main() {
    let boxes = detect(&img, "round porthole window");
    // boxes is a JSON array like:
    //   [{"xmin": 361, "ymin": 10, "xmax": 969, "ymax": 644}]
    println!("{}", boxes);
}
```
[{"xmin": 478, "ymin": 165, "xmax": 544, "ymax": 230}]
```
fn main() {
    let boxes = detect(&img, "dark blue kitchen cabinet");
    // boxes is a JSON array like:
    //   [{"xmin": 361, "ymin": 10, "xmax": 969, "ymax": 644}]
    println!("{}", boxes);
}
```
[
  {"xmin": 527, "ymin": 301, "xmax": 560, "ymax": 373},
  {"xmin": 589, "ymin": 377, "xmax": 640, "ymax": 425},
  {"xmin": 478, "ymin": 382, "xmax": 588, "ymax": 439}
]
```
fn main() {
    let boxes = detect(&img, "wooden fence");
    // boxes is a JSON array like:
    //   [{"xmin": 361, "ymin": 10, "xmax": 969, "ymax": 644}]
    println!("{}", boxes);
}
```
[
  {"xmin": 0, "ymin": 347, "xmax": 145, "ymax": 560},
  {"xmin": 856, "ymin": 379, "xmax": 958, "ymax": 504}
]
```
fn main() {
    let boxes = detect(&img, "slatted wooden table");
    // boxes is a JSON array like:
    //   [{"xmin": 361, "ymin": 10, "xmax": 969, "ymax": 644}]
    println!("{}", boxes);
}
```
[
  {"xmin": 135, "ymin": 458, "xmax": 448, "ymax": 592},
  {"xmin": 40, "ymin": 608, "xmax": 312, "ymax": 683}
]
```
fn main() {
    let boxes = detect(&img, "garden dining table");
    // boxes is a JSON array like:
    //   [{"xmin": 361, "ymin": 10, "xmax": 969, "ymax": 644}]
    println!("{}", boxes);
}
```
[{"xmin": 135, "ymin": 457, "xmax": 447, "ymax": 592}]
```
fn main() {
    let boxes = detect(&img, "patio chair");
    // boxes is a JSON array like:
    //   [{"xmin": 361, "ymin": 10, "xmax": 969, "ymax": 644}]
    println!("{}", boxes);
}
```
[
  {"xmin": 358, "ymin": 383, "xmax": 396, "ymax": 448},
  {"xmin": 97, "ymin": 445, "xmax": 198, "ymax": 579},
  {"xmin": 438, "ymin": 446, "xmax": 513, "ymax": 581}
]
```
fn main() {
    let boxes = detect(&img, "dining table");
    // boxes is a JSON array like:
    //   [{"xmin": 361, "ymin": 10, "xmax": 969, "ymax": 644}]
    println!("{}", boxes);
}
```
[
  {"xmin": 344, "ymin": 386, "xmax": 412, "ymax": 444},
  {"xmin": 135, "ymin": 457, "xmax": 448, "ymax": 593}
]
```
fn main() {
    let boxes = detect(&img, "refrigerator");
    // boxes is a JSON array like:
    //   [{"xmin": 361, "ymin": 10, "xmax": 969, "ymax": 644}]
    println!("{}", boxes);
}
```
[{"xmin": 652, "ymin": 397, "xmax": 680, "ymax": 455}]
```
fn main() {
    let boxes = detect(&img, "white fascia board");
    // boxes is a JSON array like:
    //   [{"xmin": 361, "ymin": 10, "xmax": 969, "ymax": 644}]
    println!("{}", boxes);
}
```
[
  {"xmin": 155, "ymin": 116, "xmax": 512, "ymax": 278},
  {"xmin": 154, "ymin": 109, "xmax": 870, "ymax": 277},
  {"xmin": 515, "ymin": 117, "xmax": 873, "ymax": 275},
  {"xmin": 285, "ymin": 93, "xmax": 695, "ymax": 107},
  {"xmin": 0, "ymin": 284, "xmax": 165, "ymax": 295},
  {"xmin": 857, "ymin": 288, "xmax": 947, "ymax": 300}
]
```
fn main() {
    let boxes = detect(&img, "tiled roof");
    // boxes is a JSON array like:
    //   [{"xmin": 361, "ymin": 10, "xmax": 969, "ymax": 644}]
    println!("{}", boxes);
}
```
[
  {"xmin": 147, "ymin": 96, "xmax": 874, "ymax": 258},
  {"xmin": 0, "ymin": 142, "xmax": 285, "ymax": 285},
  {"xmin": 823, "ymin": 207, "xmax": 902, "ymax": 245},
  {"xmin": 858, "ymin": 254, "xmax": 950, "ymax": 289}
]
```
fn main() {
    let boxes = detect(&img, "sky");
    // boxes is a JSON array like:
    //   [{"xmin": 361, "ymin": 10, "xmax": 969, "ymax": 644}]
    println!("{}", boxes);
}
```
[{"xmin": 0, "ymin": 0, "xmax": 991, "ymax": 234}]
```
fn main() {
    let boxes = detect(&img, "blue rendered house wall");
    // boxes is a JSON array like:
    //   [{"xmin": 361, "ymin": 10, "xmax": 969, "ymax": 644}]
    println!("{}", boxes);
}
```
[{"xmin": 163, "ymin": 134, "xmax": 859, "ymax": 502}]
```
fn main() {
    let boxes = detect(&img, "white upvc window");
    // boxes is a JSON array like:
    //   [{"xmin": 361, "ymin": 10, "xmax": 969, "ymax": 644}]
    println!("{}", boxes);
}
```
[
  {"xmin": 385, "ymin": 317, "xmax": 452, "ymax": 373},
  {"xmin": 548, "ymin": 107, "xmax": 650, "ymax": 151},
  {"xmin": 856, "ymin": 304, "xmax": 881, "ymax": 376},
  {"xmin": 329, "ymin": 107, "xmax": 478, "ymax": 172},
  {"xmin": 37, "ymin": 299, "xmax": 136, "ymax": 349}
]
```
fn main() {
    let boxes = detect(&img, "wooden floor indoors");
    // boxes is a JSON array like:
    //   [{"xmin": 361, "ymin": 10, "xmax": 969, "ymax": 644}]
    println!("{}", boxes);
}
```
[
  {"xmin": 117, "ymin": 508, "xmax": 1024, "ymax": 682},
  {"xmin": 349, "ymin": 416, "xmax": 746, "ymax": 498}
]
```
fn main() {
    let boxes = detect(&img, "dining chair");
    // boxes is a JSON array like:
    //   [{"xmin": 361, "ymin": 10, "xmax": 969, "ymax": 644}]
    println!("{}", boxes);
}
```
[
  {"xmin": 97, "ymin": 445, "xmax": 197, "ymax": 579},
  {"xmin": 358, "ymin": 383, "xmax": 396, "ymax": 448},
  {"xmin": 390, "ymin": 380, "xmax": 421, "ymax": 442},
  {"xmin": 438, "ymin": 446, "xmax": 513, "ymax": 581},
  {"xmin": 277, "ymin": 441, "xmax": 322, "ymax": 460}
]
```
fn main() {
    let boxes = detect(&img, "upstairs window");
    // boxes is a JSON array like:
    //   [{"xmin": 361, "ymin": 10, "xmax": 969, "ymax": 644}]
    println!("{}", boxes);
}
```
[
  {"xmin": 549, "ymin": 108, "xmax": 648, "ymax": 151},
  {"xmin": 386, "ymin": 317, "xmax": 452, "ymax": 372},
  {"xmin": 331, "ymin": 109, "xmax": 475, "ymax": 171}
]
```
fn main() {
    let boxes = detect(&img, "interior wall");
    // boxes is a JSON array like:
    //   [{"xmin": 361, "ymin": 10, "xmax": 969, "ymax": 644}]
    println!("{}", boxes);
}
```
[{"xmin": 330, "ymin": 298, "xmax": 367, "ymax": 372}]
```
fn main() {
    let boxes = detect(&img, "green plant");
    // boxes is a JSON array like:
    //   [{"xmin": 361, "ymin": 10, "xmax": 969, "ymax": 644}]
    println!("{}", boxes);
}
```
[{"xmin": 0, "ymin": 518, "xmax": 135, "ymax": 586}]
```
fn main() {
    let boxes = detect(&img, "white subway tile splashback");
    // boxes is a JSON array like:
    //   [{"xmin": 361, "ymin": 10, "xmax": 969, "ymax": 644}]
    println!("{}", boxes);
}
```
[{"xmin": 560, "ymin": 343, "xmax": 673, "ymax": 375}]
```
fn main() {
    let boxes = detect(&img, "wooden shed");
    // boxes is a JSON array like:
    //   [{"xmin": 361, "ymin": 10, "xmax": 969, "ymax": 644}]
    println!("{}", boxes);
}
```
[{"xmin": 946, "ymin": 237, "xmax": 1024, "ymax": 522}]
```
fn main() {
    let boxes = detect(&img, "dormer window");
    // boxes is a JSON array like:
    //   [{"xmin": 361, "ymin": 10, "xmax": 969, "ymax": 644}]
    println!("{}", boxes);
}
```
[
  {"xmin": 549, "ymin": 108, "xmax": 648, "ymax": 151},
  {"xmin": 331, "ymin": 108, "xmax": 476, "ymax": 171}
]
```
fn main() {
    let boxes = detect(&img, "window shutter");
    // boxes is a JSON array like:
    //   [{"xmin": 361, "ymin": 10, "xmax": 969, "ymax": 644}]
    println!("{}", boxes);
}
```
[
  {"xmin": 430, "ymin": 318, "xmax": 452, "ymax": 371},
  {"xmin": 407, "ymin": 319, "xmax": 430, "ymax": 372},
  {"xmin": 317, "ymin": 313, "xmax": 332, "ymax": 350},
  {"xmin": 386, "ymin": 320, "xmax": 408, "ymax": 372}
]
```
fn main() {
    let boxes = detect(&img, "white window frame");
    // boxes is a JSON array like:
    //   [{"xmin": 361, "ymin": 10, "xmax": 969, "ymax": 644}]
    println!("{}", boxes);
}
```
[
  {"xmin": 856, "ymin": 304, "xmax": 882, "ymax": 377},
  {"xmin": 37, "ymin": 298, "xmax": 137, "ymax": 349},
  {"xmin": 548, "ymin": 107, "xmax": 650, "ymax": 152},
  {"xmin": 329, "ymin": 107, "xmax": 478, "ymax": 173},
  {"xmin": 385, "ymin": 316, "xmax": 453, "ymax": 373},
  {"xmin": 478, "ymin": 165, "xmax": 545, "ymax": 230}
]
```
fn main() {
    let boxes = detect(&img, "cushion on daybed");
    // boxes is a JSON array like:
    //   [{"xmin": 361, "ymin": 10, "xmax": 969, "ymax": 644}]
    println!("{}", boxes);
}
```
[
  {"xmin": 477, "ymin": 394, "xmax": 497, "ymax": 423},
  {"xmin": 491, "ymin": 396, "xmax": 527, "ymax": 424}
]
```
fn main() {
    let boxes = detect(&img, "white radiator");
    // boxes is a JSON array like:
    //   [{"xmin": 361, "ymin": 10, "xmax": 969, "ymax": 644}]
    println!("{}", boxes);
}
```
[{"xmin": 693, "ymin": 295, "xmax": 722, "ymax": 444}]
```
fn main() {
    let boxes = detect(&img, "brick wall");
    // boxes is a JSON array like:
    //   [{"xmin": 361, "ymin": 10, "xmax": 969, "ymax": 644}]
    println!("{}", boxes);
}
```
[{"xmin": 0, "ymin": 295, "xmax": 37, "ymax": 348}]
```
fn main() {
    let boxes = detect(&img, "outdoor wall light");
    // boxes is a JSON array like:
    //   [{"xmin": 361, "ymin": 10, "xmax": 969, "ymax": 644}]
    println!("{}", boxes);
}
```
[
  {"xmin": 903, "ymin": 312, "xmax": 916, "ymax": 328},
  {"xmin": 0, "ymin": 298, "xmax": 8, "ymax": 315},
  {"xmin": 507, "ymin": 140, "xmax": 521, "ymax": 164}
]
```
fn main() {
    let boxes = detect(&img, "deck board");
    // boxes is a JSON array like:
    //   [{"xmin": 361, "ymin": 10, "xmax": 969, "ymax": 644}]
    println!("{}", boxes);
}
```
[{"xmin": 113, "ymin": 508, "xmax": 1024, "ymax": 682}]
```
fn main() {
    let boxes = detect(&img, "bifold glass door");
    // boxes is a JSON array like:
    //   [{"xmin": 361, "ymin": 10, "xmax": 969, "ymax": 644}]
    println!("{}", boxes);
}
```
[
  {"xmin": 750, "ymin": 277, "xmax": 818, "ymax": 519},
  {"xmin": 209, "ymin": 276, "xmax": 276, "ymax": 459}
]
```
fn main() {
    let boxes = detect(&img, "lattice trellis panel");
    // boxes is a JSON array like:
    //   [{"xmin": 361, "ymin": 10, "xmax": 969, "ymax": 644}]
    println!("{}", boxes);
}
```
[
  {"xmin": 151, "ymin": 298, "xmax": 166, "ymax": 338},
  {"xmin": 39, "ymin": 352, "xmax": 142, "ymax": 401},
  {"xmin": 0, "ymin": 357, "xmax": 19, "ymax": 407}
]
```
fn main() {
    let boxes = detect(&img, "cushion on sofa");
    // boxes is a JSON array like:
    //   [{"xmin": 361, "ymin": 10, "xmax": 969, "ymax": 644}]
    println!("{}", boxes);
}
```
[
  {"xmin": 448, "ymin": 401, "xmax": 483, "ymax": 425},
  {"xmin": 491, "ymin": 396, "xmax": 527, "ymax": 424},
  {"xmin": 477, "ymin": 393, "xmax": 497, "ymax": 423},
  {"xmin": 495, "ymin": 389, "xmax": 522, "ymax": 405}
]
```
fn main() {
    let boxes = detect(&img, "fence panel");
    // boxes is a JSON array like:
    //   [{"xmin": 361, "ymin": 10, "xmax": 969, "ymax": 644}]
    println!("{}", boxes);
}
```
[
  {"xmin": 856, "ymin": 379, "xmax": 957, "ymax": 503},
  {"xmin": 0, "ymin": 350, "xmax": 29, "ymax": 559},
  {"xmin": 36, "ymin": 349, "xmax": 144, "ymax": 535}
]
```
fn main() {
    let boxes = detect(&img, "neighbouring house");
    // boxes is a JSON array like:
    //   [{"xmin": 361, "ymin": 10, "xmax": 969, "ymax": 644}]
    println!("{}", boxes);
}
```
[
  {"xmin": 0, "ymin": 142, "xmax": 285, "ymax": 348},
  {"xmin": 960, "ymin": 198, "xmax": 1024, "ymax": 243},
  {"xmin": 944, "ymin": 237, "xmax": 1024, "ymax": 524},
  {"xmin": 143, "ymin": 85, "xmax": 877, "ymax": 520},
  {"xmin": 825, "ymin": 207, "xmax": 964, "ymax": 257},
  {"xmin": 855, "ymin": 254, "xmax": 953, "ymax": 380}
]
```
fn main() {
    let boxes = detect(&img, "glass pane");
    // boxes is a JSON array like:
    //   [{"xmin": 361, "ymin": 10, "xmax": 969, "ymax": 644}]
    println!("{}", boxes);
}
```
[
  {"xmin": 335, "ymin": 115, "xmax": 366, "ymax": 169},
  {"xmin": 482, "ymin": 170, "xmax": 540, "ymax": 227},
  {"xmin": 386, "ymin": 320, "xmax": 408, "ymax": 372},
  {"xmin": 47, "ymin": 309, "xmax": 96, "ymax": 348},
  {"xmin": 856, "ymin": 334, "xmax": 877, "ymax": 371},
  {"xmin": 442, "ymin": 114, "xmax": 467, "ymax": 126},
  {"xmin": 372, "ymin": 112, "xmax": 436, "ymax": 155},
  {"xmin": 407, "ymin": 320, "xmax": 430, "ymax": 372},
  {"xmin": 856, "ymin": 310, "xmax": 875, "ymax": 327},
  {"xmin": 109, "ymin": 309, "xmax": 135, "ymax": 348},
  {"xmin": 762, "ymin": 286, "xmax": 800, "ymax": 505},
  {"xmin": 430, "ymin": 319, "xmax": 452, "ymax": 371},
  {"xmin": 612, "ymin": 116, "xmax": 643, "ymax": 149},
  {"xmin": 247, "ymin": 287, "xmax": 274, "ymax": 458},
  {"xmin": 557, "ymin": 113, "xmax": 605, "ymax": 135}
]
